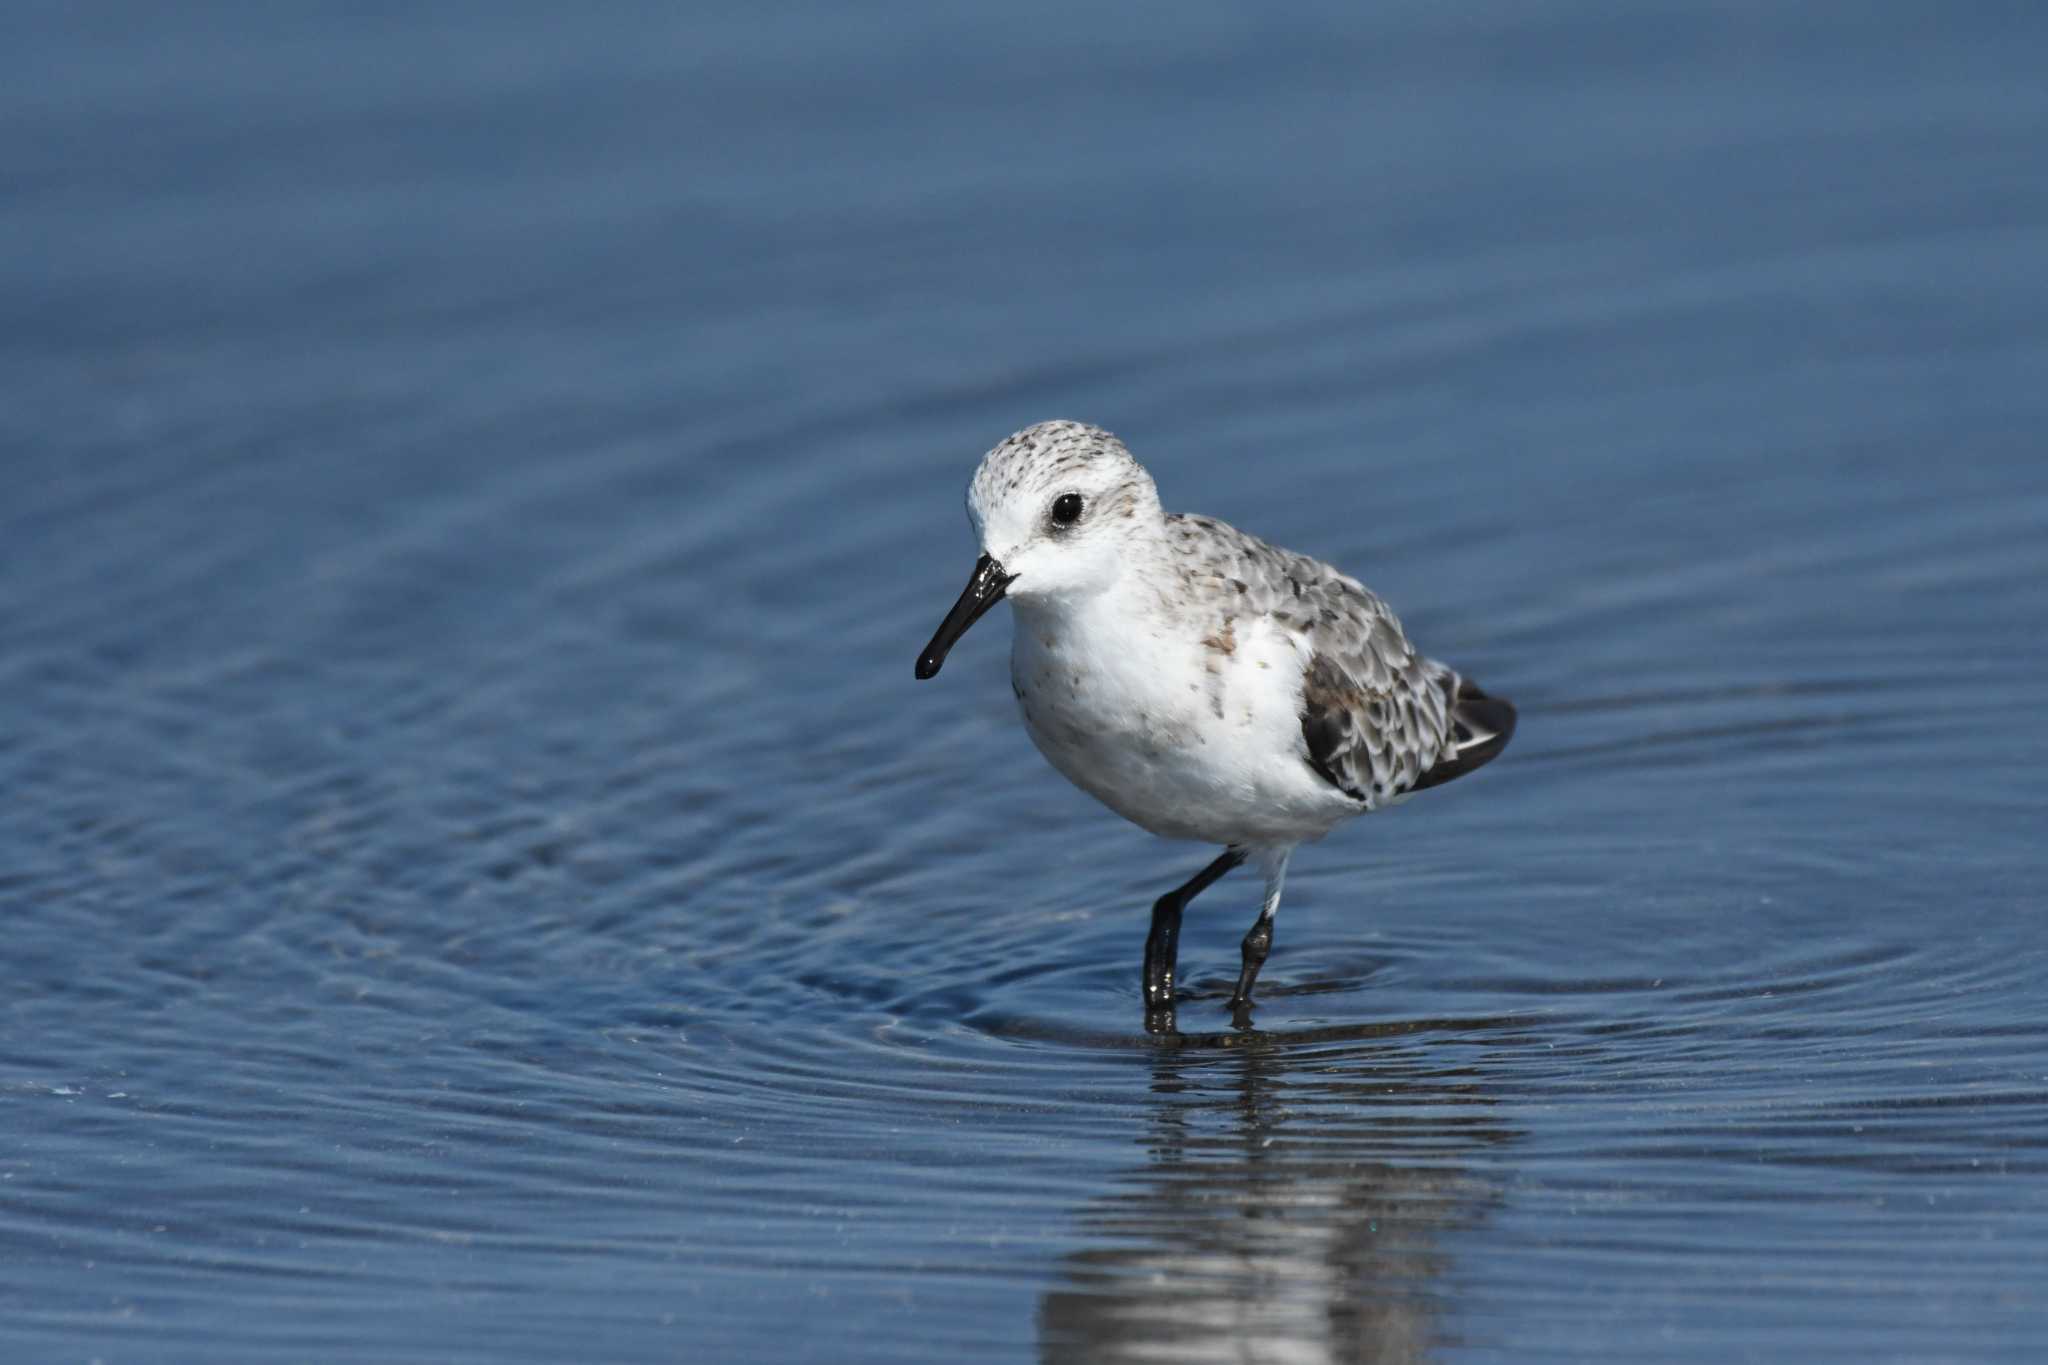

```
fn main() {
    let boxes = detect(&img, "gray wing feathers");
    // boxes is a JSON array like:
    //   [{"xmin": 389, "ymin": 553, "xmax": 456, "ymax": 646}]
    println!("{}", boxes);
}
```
[
  {"xmin": 1160, "ymin": 515, "xmax": 1513, "ymax": 807},
  {"xmin": 1303, "ymin": 645, "xmax": 1515, "ymax": 805},
  {"xmin": 1300, "ymin": 645, "xmax": 1458, "ymax": 806}
]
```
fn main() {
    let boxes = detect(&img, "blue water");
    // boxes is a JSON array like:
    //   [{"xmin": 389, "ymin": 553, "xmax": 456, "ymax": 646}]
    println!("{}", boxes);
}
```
[{"xmin": 5, "ymin": 3, "xmax": 2047, "ymax": 1360}]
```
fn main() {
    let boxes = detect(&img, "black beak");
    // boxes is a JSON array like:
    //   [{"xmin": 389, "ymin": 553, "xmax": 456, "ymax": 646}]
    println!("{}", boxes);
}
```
[{"xmin": 916, "ymin": 554, "xmax": 1014, "ymax": 680}]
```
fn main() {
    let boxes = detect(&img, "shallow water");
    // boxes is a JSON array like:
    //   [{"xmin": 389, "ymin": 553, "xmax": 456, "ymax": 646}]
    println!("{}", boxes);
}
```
[{"xmin": 5, "ymin": 2, "xmax": 2048, "ymax": 1360}]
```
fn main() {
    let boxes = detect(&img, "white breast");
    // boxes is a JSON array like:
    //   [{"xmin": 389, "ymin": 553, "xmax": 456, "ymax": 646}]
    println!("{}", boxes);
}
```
[{"xmin": 1007, "ymin": 587, "xmax": 1358, "ymax": 846}]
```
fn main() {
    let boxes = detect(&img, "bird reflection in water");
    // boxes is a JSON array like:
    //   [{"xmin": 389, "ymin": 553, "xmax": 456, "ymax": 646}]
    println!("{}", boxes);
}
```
[{"xmin": 1039, "ymin": 1013, "xmax": 1521, "ymax": 1364}]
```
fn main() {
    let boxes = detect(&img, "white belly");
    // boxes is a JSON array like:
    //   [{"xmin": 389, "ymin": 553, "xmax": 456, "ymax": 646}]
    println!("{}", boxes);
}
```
[{"xmin": 1007, "ymin": 593, "xmax": 1356, "ymax": 846}]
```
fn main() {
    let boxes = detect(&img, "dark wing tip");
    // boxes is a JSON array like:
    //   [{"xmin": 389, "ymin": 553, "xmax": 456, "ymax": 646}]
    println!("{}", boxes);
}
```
[{"xmin": 1410, "ymin": 678, "xmax": 1516, "ymax": 793}]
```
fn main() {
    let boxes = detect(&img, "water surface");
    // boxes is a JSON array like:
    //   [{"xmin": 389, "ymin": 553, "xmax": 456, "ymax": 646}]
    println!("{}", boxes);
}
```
[{"xmin": 4, "ymin": 2, "xmax": 2047, "ymax": 1360}]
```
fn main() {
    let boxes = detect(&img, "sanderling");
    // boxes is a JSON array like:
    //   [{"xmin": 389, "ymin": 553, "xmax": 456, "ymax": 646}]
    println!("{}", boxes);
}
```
[{"xmin": 916, "ymin": 420, "xmax": 1514, "ymax": 1018}]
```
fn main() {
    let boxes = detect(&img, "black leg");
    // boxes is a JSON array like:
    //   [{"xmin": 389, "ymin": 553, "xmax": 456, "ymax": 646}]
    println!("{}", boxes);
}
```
[
  {"xmin": 1141, "ymin": 848, "xmax": 1246, "ymax": 1007},
  {"xmin": 1142, "ymin": 898, "xmax": 1183, "ymax": 1009},
  {"xmin": 1228, "ymin": 913, "xmax": 1274, "ymax": 1009}
]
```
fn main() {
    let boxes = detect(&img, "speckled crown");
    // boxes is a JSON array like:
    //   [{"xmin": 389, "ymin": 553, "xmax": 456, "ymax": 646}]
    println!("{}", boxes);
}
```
[{"xmin": 967, "ymin": 420, "xmax": 1158, "ymax": 530}]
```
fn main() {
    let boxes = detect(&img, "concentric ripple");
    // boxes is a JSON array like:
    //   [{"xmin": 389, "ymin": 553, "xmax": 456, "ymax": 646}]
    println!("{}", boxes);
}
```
[{"xmin": 6, "ymin": 1, "xmax": 2048, "ymax": 1360}]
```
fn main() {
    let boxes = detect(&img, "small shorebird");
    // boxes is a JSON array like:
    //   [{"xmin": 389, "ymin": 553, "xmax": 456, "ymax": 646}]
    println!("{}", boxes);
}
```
[{"xmin": 916, "ymin": 421, "xmax": 1514, "ymax": 1017}]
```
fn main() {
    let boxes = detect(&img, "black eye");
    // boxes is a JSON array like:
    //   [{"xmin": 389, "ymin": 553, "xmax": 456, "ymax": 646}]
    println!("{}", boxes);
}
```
[{"xmin": 1050, "ymin": 493, "xmax": 1085, "ymax": 526}]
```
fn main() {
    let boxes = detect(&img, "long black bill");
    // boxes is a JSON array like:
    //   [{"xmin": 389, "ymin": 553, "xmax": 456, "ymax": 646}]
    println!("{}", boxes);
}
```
[{"xmin": 915, "ymin": 554, "xmax": 1013, "ymax": 680}]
